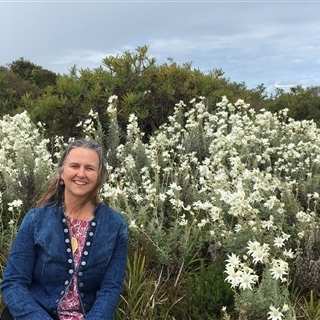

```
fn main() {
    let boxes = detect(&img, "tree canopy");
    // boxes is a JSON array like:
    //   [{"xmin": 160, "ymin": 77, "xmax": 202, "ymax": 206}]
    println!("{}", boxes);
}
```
[{"xmin": 1, "ymin": 46, "xmax": 319, "ymax": 144}]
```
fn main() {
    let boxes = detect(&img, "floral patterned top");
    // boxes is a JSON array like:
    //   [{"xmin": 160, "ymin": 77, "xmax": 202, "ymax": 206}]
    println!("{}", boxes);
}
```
[{"xmin": 58, "ymin": 217, "xmax": 90, "ymax": 320}]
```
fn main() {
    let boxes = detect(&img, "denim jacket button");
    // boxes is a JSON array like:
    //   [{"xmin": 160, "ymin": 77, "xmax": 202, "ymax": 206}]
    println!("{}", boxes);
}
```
[
  {"xmin": 69, "ymin": 269, "xmax": 74, "ymax": 274},
  {"xmin": 83, "ymin": 251, "xmax": 88, "ymax": 256},
  {"xmin": 91, "ymin": 222, "xmax": 96, "ymax": 227},
  {"xmin": 65, "ymin": 239, "xmax": 70, "ymax": 243},
  {"xmin": 78, "ymin": 272, "xmax": 83, "ymax": 276},
  {"xmin": 79, "ymin": 282, "xmax": 84, "ymax": 287},
  {"xmin": 64, "ymin": 228, "xmax": 68, "ymax": 233},
  {"xmin": 62, "ymin": 218, "xmax": 66, "ymax": 223},
  {"xmin": 64, "ymin": 280, "xmax": 69, "ymax": 285},
  {"xmin": 81, "ymin": 261, "xmax": 86, "ymax": 266},
  {"xmin": 86, "ymin": 241, "xmax": 91, "ymax": 246},
  {"xmin": 60, "ymin": 291, "xmax": 65, "ymax": 295},
  {"xmin": 54, "ymin": 299, "xmax": 59, "ymax": 304},
  {"xmin": 67, "ymin": 248, "xmax": 71, "ymax": 253},
  {"xmin": 68, "ymin": 259, "xmax": 73, "ymax": 263}
]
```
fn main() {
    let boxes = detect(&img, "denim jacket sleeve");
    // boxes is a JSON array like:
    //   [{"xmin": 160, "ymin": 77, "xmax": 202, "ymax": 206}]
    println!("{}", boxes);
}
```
[
  {"xmin": 85, "ymin": 218, "xmax": 128, "ymax": 320},
  {"xmin": 0, "ymin": 209, "xmax": 54, "ymax": 320}
]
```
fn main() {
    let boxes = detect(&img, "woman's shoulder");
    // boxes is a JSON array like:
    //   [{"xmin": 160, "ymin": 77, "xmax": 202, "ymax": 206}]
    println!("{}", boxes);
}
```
[
  {"xmin": 23, "ymin": 203, "xmax": 61, "ymax": 222},
  {"xmin": 29, "ymin": 203, "xmax": 60, "ymax": 214},
  {"xmin": 95, "ymin": 203, "xmax": 126, "ymax": 223}
]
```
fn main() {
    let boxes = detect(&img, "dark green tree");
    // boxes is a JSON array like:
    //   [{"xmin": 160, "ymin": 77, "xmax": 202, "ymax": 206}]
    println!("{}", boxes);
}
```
[
  {"xmin": 265, "ymin": 85, "xmax": 320, "ymax": 125},
  {"xmin": 0, "ymin": 66, "xmax": 40, "ymax": 115},
  {"xmin": 9, "ymin": 57, "xmax": 57, "ymax": 89},
  {"xmin": 11, "ymin": 46, "xmax": 277, "ymax": 143}
]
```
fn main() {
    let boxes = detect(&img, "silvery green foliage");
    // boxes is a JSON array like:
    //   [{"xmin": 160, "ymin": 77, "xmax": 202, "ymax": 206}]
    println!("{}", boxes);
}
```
[
  {"xmin": 2, "ymin": 97, "xmax": 320, "ymax": 318},
  {"xmin": 100, "ymin": 96, "xmax": 320, "ymax": 318},
  {"xmin": 0, "ymin": 111, "xmax": 54, "ymax": 210}
]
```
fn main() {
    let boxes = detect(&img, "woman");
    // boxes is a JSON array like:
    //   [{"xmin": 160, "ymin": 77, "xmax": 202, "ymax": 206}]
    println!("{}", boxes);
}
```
[{"xmin": 1, "ymin": 139, "xmax": 128, "ymax": 320}]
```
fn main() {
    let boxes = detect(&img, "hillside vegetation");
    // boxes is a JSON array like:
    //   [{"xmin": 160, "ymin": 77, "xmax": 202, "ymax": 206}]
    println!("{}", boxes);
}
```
[
  {"xmin": 1, "ymin": 46, "xmax": 320, "ymax": 319},
  {"xmin": 1, "ymin": 46, "xmax": 320, "ymax": 144}
]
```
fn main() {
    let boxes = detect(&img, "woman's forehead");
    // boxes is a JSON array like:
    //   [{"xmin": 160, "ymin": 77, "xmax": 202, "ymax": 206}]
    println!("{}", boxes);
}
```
[{"xmin": 67, "ymin": 147, "xmax": 99, "ymax": 164}]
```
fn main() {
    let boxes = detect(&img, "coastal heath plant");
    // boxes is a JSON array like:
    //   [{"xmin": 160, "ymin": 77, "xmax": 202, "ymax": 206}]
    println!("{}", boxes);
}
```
[
  {"xmin": 3, "ymin": 94, "xmax": 320, "ymax": 318},
  {"xmin": 234, "ymin": 271, "xmax": 295, "ymax": 320},
  {"xmin": 0, "ymin": 197, "xmax": 24, "ymax": 314},
  {"xmin": 102, "ymin": 97, "xmax": 217, "ymax": 267},
  {"xmin": 0, "ymin": 111, "xmax": 55, "ymax": 308},
  {"xmin": 178, "ymin": 258, "xmax": 234, "ymax": 320},
  {"xmin": 99, "ymin": 94, "xmax": 320, "ymax": 318},
  {"xmin": 0, "ymin": 111, "xmax": 54, "ymax": 216}
]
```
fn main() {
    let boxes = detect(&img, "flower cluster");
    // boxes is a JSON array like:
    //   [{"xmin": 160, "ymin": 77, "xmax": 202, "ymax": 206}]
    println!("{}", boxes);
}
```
[
  {"xmin": 100, "ymin": 95, "xmax": 320, "ymax": 318},
  {"xmin": 2, "ymin": 95, "xmax": 320, "ymax": 318}
]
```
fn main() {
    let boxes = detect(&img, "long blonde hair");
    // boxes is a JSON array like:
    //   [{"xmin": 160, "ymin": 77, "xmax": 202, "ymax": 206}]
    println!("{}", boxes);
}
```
[{"xmin": 36, "ymin": 139, "xmax": 107, "ymax": 208}]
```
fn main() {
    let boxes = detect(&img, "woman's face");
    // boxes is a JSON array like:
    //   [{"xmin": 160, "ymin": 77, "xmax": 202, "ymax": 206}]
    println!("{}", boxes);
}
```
[{"xmin": 60, "ymin": 147, "xmax": 100, "ymax": 202}]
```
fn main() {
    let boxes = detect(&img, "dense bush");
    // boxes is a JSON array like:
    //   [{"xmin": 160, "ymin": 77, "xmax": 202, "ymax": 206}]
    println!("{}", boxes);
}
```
[
  {"xmin": 2, "ymin": 95, "xmax": 320, "ymax": 318},
  {"xmin": 2, "ymin": 47, "xmax": 320, "ymax": 147}
]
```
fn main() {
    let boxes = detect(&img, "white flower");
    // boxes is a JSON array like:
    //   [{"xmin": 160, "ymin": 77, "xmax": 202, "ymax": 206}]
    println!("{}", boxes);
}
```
[
  {"xmin": 260, "ymin": 215, "xmax": 274, "ymax": 230},
  {"xmin": 268, "ymin": 305, "xmax": 284, "ymax": 320},
  {"xmin": 225, "ymin": 266, "xmax": 241, "ymax": 288},
  {"xmin": 283, "ymin": 248, "xmax": 294, "ymax": 259},
  {"xmin": 128, "ymin": 220, "xmax": 137, "ymax": 229},
  {"xmin": 264, "ymin": 196, "xmax": 279, "ymax": 209},
  {"xmin": 226, "ymin": 253, "xmax": 240, "ymax": 268},
  {"xmin": 281, "ymin": 304, "xmax": 289, "ymax": 312},
  {"xmin": 247, "ymin": 241, "xmax": 270, "ymax": 264},
  {"xmin": 178, "ymin": 214, "xmax": 188, "ymax": 226},
  {"xmin": 133, "ymin": 194, "xmax": 143, "ymax": 203},
  {"xmin": 238, "ymin": 270, "xmax": 256, "ymax": 290},
  {"xmin": 252, "ymin": 245, "xmax": 269, "ymax": 264},
  {"xmin": 281, "ymin": 232, "xmax": 290, "ymax": 241},
  {"xmin": 8, "ymin": 199, "xmax": 23, "ymax": 211},
  {"xmin": 8, "ymin": 199, "xmax": 23, "ymax": 208},
  {"xmin": 296, "ymin": 210, "xmax": 311, "ymax": 223},
  {"xmin": 197, "ymin": 219, "xmax": 209, "ymax": 228},
  {"xmin": 274, "ymin": 236, "xmax": 285, "ymax": 248},
  {"xmin": 246, "ymin": 240, "xmax": 260, "ymax": 255},
  {"xmin": 107, "ymin": 95, "xmax": 118, "ymax": 103},
  {"xmin": 270, "ymin": 259, "xmax": 288, "ymax": 281}
]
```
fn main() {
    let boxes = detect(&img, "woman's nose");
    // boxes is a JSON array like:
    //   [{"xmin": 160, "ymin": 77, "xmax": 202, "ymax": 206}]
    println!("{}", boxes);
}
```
[{"xmin": 76, "ymin": 167, "xmax": 86, "ymax": 177}]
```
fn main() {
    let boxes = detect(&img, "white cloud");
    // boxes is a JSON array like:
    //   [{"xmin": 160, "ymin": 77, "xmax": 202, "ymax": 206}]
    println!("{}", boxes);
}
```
[{"xmin": 52, "ymin": 50, "xmax": 110, "ymax": 66}]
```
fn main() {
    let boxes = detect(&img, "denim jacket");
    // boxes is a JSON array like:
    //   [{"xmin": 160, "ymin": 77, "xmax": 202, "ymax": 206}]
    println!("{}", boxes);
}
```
[{"xmin": 0, "ymin": 202, "xmax": 128, "ymax": 320}]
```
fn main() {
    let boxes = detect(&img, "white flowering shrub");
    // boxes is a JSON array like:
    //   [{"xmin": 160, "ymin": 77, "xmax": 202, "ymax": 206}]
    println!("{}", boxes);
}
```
[
  {"xmin": 0, "ymin": 112, "xmax": 54, "ymax": 296},
  {"xmin": 0, "ymin": 112, "xmax": 54, "ymax": 214},
  {"xmin": 1, "ymin": 96, "xmax": 320, "ymax": 318},
  {"xmin": 101, "ymin": 96, "xmax": 320, "ymax": 319}
]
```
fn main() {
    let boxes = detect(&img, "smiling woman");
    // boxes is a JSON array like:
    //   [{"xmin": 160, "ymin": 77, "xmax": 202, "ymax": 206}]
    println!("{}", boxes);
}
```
[
  {"xmin": 60, "ymin": 147, "xmax": 100, "ymax": 220},
  {"xmin": 0, "ymin": 139, "xmax": 128, "ymax": 320}
]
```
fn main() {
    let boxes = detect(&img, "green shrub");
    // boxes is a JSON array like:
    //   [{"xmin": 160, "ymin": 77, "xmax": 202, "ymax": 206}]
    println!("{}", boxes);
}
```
[{"xmin": 172, "ymin": 258, "xmax": 234, "ymax": 320}]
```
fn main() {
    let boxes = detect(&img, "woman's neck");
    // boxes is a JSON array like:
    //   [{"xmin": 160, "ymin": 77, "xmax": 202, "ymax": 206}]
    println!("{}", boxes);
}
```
[{"xmin": 64, "ymin": 200, "xmax": 95, "ymax": 220}]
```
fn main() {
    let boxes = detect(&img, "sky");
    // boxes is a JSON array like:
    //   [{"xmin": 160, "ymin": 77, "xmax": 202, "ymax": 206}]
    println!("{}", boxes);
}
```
[{"xmin": 0, "ymin": 0, "xmax": 319, "ymax": 95}]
